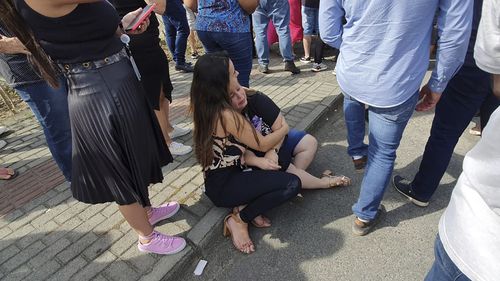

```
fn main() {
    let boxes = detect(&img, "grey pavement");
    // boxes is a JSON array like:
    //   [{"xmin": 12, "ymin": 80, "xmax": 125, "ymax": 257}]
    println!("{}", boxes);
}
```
[
  {"xmin": 0, "ymin": 51, "xmax": 345, "ymax": 281},
  {"xmin": 176, "ymin": 90, "xmax": 479, "ymax": 280}
]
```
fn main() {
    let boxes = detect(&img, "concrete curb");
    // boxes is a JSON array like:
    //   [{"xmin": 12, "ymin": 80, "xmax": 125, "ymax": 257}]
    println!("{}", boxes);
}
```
[{"xmin": 162, "ymin": 90, "xmax": 343, "ymax": 280}]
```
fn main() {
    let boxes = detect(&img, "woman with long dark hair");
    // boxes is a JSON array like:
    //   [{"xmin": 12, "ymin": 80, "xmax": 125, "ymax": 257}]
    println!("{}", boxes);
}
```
[
  {"xmin": 0, "ymin": 0, "xmax": 185, "ymax": 255},
  {"xmin": 191, "ymin": 52, "xmax": 301, "ymax": 254}
]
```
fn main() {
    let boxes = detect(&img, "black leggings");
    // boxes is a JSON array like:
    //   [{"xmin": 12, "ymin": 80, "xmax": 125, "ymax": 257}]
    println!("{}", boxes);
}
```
[{"xmin": 205, "ymin": 169, "xmax": 301, "ymax": 223}]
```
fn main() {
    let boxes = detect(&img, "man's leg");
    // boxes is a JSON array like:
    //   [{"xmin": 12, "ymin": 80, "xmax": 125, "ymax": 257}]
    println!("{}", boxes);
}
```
[
  {"xmin": 15, "ymin": 78, "xmax": 72, "ymax": 181},
  {"xmin": 269, "ymin": 0, "xmax": 294, "ymax": 62},
  {"xmin": 252, "ymin": 4, "xmax": 271, "ymax": 68},
  {"xmin": 164, "ymin": 0, "xmax": 190, "ymax": 69},
  {"xmin": 406, "ymin": 66, "xmax": 493, "ymax": 202},
  {"xmin": 162, "ymin": 16, "xmax": 177, "ymax": 63},
  {"xmin": 352, "ymin": 92, "xmax": 419, "ymax": 222},
  {"xmin": 343, "ymin": 93, "xmax": 368, "ymax": 160}
]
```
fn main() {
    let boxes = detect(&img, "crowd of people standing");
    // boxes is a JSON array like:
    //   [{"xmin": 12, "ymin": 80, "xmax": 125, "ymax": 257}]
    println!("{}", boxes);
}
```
[{"xmin": 0, "ymin": 0, "xmax": 499, "ymax": 280}]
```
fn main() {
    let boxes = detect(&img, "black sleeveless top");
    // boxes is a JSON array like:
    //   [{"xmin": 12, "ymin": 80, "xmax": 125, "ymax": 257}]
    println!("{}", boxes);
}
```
[
  {"xmin": 204, "ymin": 135, "xmax": 245, "ymax": 174},
  {"xmin": 15, "ymin": 0, "xmax": 123, "ymax": 63},
  {"xmin": 110, "ymin": 0, "xmax": 160, "ymax": 52}
]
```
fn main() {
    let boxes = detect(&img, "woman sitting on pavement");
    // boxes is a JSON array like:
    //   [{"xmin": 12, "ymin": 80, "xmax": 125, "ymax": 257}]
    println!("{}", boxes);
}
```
[
  {"xmin": 228, "ymin": 74, "xmax": 351, "ymax": 227},
  {"xmin": 190, "ymin": 53, "xmax": 301, "ymax": 254}
]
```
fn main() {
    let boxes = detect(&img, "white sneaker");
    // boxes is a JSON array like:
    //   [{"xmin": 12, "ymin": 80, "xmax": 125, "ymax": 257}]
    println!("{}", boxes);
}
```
[
  {"xmin": 332, "ymin": 66, "xmax": 337, "ymax": 75},
  {"xmin": 311, "ymin": 63, "xmax": 328, "ymax": 72},
  {"xmin": 169, "ymin": 125, "xmax": 191, "ymax": 139},
  {"xmin": 168, "ymin": 141, "xmax": 192, "ymax": 156},
  {"xmin": 0, "ymin": 140, "xmax": 6, "ymax": 150},
  {"xmin": 0, "ymin": 126, "xmax": 7, "ymax": 136}
]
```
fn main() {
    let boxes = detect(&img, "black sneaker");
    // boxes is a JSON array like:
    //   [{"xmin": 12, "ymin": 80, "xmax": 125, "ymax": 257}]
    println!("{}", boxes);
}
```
[
  {"xmin": 299, "ymin": 56, "xmax": 311, "ymax": 63},
  {"xmin": 175, "ymin": 63, "xmax": 193, "ymax": 73},
  {"xmin": 284, "ymin": 61, "xmax": 300, "ymax": 74},
  {"xmin": 352, "ymin": 205, "xmax": 386, "ymax": 236},
  {"xmin": 258, "ymin": 64, "xmax": 269, "ymax": 74},
  {"xmin": 392, "ymin": 175, "xmax": 429, "ymax": 207}
]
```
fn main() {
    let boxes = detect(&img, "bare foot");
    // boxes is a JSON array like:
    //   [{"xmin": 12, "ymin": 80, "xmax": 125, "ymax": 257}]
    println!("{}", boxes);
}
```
[
  {"xmin": 321, "ymin": 170, "xmax": 351, "ymax": 188},
  {"xmin": 226, "ymin": 214, "xmax": 255, "ymax": 254},
  {"xmin": 252, "ymin": 215, "xmax": 271, "ymax": 228}
]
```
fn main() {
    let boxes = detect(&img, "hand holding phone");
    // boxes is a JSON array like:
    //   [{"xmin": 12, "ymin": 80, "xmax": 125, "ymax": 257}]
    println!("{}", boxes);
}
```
[{"xmin": 123, "ymin": 3, "xmax": 157, "ymax": 32}]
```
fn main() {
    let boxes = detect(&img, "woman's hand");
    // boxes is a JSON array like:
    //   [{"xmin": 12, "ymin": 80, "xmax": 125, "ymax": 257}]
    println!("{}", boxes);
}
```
[
  {"xmin": 254, "ymin": 157, "xmax": 281, "ymax": 171},
  {"xmin": 0, "ymin": 36, "xmax": 30, "ymax": 55},
  {"xmin": 121, "ymin": 8, "xmax": 150, "ymax": 35},
  {"xmin": 264, "ymin": 149, "xmax": 278, "ymax": 164}
]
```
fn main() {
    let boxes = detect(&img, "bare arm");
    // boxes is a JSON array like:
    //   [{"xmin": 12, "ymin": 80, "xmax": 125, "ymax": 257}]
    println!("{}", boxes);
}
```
[
  {"xmin": 243, "ymin": 150, "xmax": 281, "ymax": 170},
  {"xmin": 238, "ymin": 0, "xmax": 259, "ymax": 14},
  {"xmin": 222, "ymin": 109, "xmax": 289, "ymax": 152},
  {"xmin": 0, "ymin": 36, "xmax": 30, "ymax": 55},
  {"xmin": 184, "ymin": 0, "xmax": 197, "ymax": 12}
]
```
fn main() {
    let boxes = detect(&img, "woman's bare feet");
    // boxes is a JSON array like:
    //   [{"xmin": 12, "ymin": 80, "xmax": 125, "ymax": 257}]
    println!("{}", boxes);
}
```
[
  {"xmin": 252, "ymin": 215, "xmax": 272, "ymax": 228},
  {"xmin": 224, "ymin": 213, "xmax": 255, "ymax": 254},
  {"xmin": 321, "ymin": 170, "xmax": 352, "ymax": 188}
]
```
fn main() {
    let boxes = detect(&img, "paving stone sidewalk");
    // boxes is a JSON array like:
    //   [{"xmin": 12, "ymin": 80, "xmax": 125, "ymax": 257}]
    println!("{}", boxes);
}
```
[{"xmin": 0, "ymin": 55, "xmax": 342, "ymax": 281}]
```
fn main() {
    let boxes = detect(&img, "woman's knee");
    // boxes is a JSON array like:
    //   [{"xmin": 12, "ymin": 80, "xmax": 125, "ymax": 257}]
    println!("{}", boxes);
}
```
[{"xmin": 294, "ymin": 134, "xmax": 318, "ymax": 155}]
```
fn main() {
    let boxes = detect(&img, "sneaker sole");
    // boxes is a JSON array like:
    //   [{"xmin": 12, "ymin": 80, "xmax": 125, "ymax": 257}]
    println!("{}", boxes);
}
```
[
  {"xmin": 149, "ymin": 203, "xmax": 181, "ymax": 225},
  {"xmin": 170, "ymin": 129, "xmax": 191, "ymax": 139},
  {"xmin": 138, "ymin": 239, "xmax": 187, "ymax": 255},
  {"xmin": 392, "ymin": 178, "xmax": 429, "ymax": 207},
  {"xmin": 171, "ymin": 148, "xmax": 193, "ymax": 156}
]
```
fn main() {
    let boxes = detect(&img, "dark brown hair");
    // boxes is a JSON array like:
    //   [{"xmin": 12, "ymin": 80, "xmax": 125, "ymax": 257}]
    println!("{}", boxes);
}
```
[
  {"xmin": 0, "ymin": 0, "xmax": 59, "ymax": 87},
  {"xmin": 190, "ymin": 52, "xmax": 259, "ymax": 168}
]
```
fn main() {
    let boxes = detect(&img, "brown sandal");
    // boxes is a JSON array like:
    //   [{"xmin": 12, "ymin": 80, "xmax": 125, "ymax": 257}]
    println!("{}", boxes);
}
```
[
  {"xmin": 223, "ymin": 211, "xmax": 255, "ymax": 254},
  {"xmin": 321, "ymin": 170, "xmax": 351, "ymax": 187}
]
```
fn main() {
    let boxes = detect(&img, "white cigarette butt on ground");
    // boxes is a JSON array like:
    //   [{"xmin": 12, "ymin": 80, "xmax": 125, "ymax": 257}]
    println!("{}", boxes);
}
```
[{"xmin": 194, "ymin": 259, "xmax": 208, "ymax": 276}]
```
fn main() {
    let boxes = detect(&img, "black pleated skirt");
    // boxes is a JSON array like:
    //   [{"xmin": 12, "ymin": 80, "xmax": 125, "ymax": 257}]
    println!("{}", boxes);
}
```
[{"xmin": 63, "ymin": 52, "xmax": 173, "ymax": 207}]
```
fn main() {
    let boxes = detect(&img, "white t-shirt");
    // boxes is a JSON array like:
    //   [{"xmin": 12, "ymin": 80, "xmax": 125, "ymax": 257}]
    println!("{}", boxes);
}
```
[
  {"xmin": 474, "ymin": 0, "xmax": 500, "ymax": 74},
  {"xmin": 439, "ymin": 107, "xmax": 500, "ymax": 281}
]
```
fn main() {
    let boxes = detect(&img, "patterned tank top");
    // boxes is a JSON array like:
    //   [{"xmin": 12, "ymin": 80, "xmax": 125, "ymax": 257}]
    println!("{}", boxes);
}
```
[{"xmin": 204, "ymin": 135, "xmax": 245, "ymax": 172}]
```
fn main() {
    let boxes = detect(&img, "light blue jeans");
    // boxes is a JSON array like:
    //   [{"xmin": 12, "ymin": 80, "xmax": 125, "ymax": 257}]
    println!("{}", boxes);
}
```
[
  {"xmin": 345, "ymin": 92, "xmax": 419, "ymax": 221},
  {"xmin": 252, "ymin": 0, "xmax": 293, "ymax": 66}
]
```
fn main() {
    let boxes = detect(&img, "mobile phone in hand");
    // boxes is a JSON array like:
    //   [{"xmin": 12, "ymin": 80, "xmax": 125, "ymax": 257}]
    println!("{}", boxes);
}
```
[{"xmin": 125, "ymin": 3, "xmax": 157, "ymax": 32}]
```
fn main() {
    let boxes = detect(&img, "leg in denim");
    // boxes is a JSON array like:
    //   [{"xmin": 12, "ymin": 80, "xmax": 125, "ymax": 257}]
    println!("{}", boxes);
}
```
[
  {"xmin": 425, "ymin": 235, "xmax": 471, "ymax": 281},
  {"xmin": 252, "ymin": 7, "xmax": 271, "ymax": 66},
  {"xmin": 352, "ymin": 92, "xmax": 418, "ymax": 220},
  {"xmin": 269, "ymin": 0, "xmax": 293, "ymax": 61},
  {"xmin": 343, "ymin": 93, "xmax": 368, "ymax": 158},
  {"xmin": 15, "ymin": 77, "xmax": 72, "ymax": 181}
]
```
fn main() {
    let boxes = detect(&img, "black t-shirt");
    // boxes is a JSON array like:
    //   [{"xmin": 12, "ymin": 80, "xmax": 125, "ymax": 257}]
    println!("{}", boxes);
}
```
[
  {"xmin": 244, "ymin": 91, "xmax": 280, "ymax": 137},
  {"xmin": 15, "ymin": 0, "xmax": 123, "ymax": 63},
  {"xmin": 243, "ymin": 91, "xmax": 292, "ymax": 171}
]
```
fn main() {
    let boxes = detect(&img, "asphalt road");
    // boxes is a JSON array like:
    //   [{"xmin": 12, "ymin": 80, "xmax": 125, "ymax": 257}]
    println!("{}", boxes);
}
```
[{"xmin": 177, "ymin": 104, "xmax": 478, "ymax": 281}]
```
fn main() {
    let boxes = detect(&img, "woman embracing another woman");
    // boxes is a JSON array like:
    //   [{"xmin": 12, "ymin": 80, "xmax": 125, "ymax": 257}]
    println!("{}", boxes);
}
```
[{"xmin": 190, "ymin": 52, "xmax": 302, "ymax": 254}]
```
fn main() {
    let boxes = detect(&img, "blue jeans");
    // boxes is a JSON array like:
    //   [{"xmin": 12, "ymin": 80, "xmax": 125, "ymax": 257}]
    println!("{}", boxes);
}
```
[
  {"xmin": 252, "ymin": 0, "xmax": 293, "ymax": 65},
  {"xmin": 425, "ymin": 235, "xmax": 471, "ymax": 281},
  {"xmin": 15, "ymin": 77, "xmax": 72, "ymax": 181},
  {"xmin": 347, "ymin": 92, "xmax": 419, "ymax": 221},
  {"xmin": 411, "ymin": 65, "xmax": 499, "ymax": 201},
  {"xmin": 162, "ymin": 0, "xmax": 189, "ymax": 66},
  {"xmin": 197, "ymin": 31, "xmax": 253, "ymax": 87}
]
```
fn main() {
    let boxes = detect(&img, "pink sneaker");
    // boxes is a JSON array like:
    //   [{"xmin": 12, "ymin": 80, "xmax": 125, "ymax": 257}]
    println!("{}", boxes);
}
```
[
  {"xmin": 137, "ymin": 231, "xmax": 186, "ymax": 255},
  {"xmin": 148, "ymin": 202, "xmax": 180, "ymax": 225}
]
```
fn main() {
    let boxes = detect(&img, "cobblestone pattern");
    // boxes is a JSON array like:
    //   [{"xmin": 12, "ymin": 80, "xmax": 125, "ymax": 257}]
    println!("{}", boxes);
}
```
[{"xmin": 0, "ymin": 57, "xmax": 340, "ymax": 280}]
